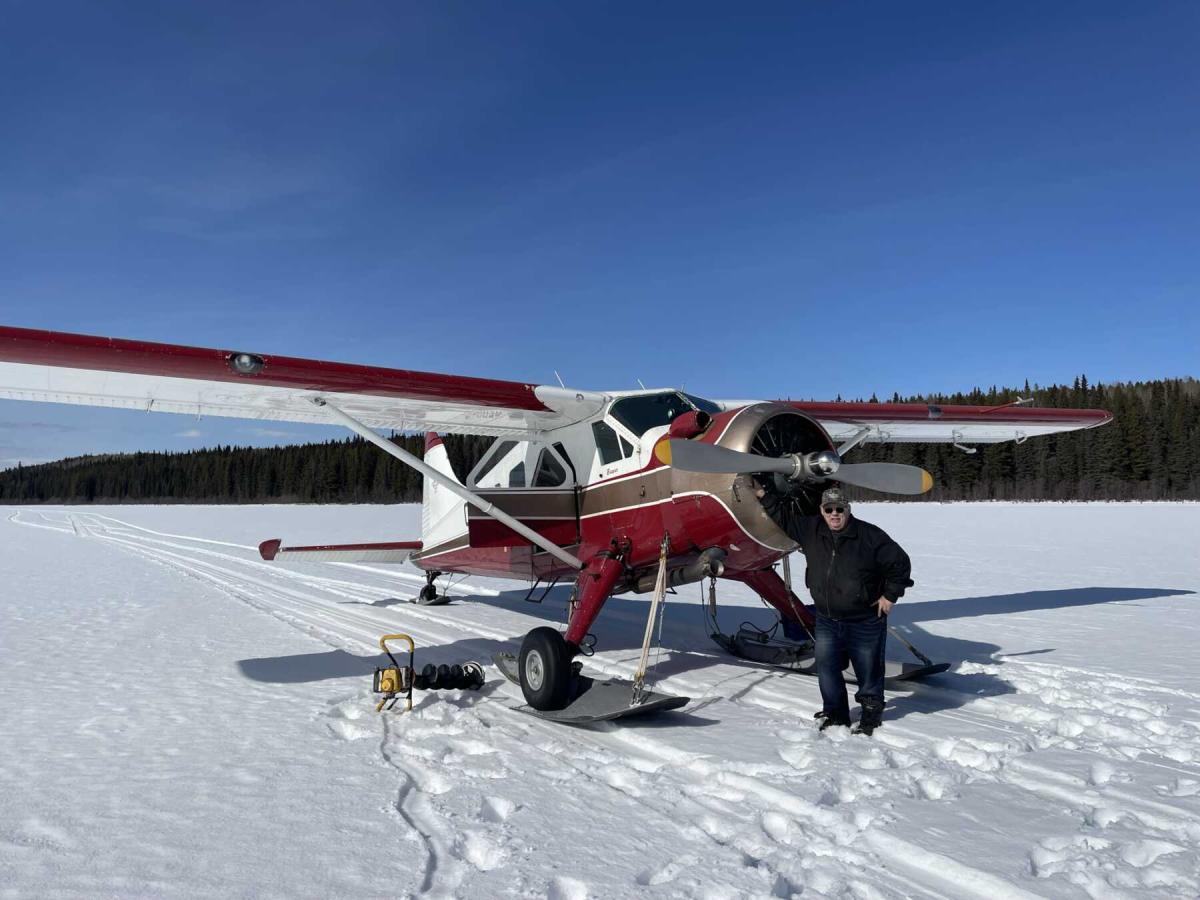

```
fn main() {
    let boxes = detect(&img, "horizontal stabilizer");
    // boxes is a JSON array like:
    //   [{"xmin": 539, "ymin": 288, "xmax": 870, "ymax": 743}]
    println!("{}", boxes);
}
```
[{"xmin": 258, "ymin": 538, "xmax": 422, "ymax": 564}]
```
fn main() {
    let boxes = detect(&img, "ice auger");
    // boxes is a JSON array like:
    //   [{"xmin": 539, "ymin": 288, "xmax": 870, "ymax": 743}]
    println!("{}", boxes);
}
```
[{"xmin": 373, "ymin": 633, "xmax": 486, "ymax": 713}]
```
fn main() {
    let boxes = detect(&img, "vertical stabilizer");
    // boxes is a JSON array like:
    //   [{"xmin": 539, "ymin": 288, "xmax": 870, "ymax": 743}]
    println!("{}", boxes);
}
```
[{"xmin": 421, "ymin": 433, "xmax": 467, "ymax": 547}]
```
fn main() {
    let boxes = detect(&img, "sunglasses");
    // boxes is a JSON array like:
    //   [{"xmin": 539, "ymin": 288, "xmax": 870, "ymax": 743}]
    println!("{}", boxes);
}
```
[{"xmin": 822, "ymin": 505, "xmax": 846, "ymax": 515}]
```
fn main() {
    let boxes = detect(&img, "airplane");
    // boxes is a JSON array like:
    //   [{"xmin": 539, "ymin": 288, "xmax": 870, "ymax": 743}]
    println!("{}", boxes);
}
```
[{"xmin": 0, "ymin": 325, "xmax": 1112, "ymax": 719}]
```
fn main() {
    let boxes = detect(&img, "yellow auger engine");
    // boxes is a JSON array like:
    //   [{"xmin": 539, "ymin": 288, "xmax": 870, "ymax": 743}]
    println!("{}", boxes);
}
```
[{"xmin": 373, "ymin": 633, "xmax": 485, "ymax": 713}]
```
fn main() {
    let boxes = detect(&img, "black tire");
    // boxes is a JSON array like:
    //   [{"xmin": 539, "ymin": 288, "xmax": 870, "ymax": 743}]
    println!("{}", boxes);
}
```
[{"xmin": 518, "ymin": 627, "xmax": 571, "ymax": 710}]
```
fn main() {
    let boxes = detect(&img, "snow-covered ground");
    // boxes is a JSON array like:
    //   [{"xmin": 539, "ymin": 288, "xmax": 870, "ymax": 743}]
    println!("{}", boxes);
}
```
[{"xmin": 1, "ymin": 502, "xmax": 1197, "ymax": 899}]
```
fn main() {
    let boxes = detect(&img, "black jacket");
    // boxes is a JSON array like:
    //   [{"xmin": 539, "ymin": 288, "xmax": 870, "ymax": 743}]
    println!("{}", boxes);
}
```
[{"xmin": 761, "ymin": 495, "xmax": 913, "ymax": 620}]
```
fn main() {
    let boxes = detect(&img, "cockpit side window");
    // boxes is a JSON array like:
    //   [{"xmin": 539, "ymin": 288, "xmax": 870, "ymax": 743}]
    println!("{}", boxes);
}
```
[{"xmin": 592, "ymin": 421, "xmax": 624, "ymax": 465}]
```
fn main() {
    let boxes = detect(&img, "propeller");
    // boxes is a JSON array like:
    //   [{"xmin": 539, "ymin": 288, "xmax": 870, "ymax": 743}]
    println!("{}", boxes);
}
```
[{"xmin": 657, "ymin": 439, "xmax": 933, "ymax": 495}]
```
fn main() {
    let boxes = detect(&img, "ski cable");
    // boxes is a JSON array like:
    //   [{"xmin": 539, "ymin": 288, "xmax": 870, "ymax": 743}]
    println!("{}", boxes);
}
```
[{"xmin": 632, "ymin": 532, "xmax": 671, "ymax": 705}]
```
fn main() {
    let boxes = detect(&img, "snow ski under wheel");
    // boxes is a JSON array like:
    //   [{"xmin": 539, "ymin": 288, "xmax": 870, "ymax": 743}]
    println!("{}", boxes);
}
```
[
  {"xmin": 493, "ymin": 653, "xmax": 689, "ymax": 723},
  {"xmin": 712, "ymin": 627, "xmax": 949, "ymax": 683}
]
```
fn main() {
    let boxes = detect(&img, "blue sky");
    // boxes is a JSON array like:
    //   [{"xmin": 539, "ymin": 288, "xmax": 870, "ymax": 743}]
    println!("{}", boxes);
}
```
[{"xmin": 1, "ymin": 2, "xmax": 1197, "ymax": 466}]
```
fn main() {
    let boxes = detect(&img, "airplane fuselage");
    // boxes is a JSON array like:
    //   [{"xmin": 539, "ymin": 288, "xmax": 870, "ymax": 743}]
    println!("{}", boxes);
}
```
[{"xmin": 411, "ymin": 399, "xmax": 832, "ymax": 593}]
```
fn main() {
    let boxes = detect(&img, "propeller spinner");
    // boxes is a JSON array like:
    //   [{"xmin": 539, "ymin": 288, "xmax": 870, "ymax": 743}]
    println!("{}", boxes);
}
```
[{"xmin": 658, "ymin": 439, "xmax": 934, "ymax": 495}]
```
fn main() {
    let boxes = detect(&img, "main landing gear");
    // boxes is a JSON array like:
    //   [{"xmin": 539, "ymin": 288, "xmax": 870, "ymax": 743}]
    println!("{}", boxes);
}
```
[
  {"xmin": 495, "ymin": 544, "xmax": 689, "ymax": 723},
  {"xmin": 517, "ymin": 627, "xmax": 572, "ymax": 710},
  {"xmin": 511, "ymin": 548, "xmax": 622, "ymax": 711}
]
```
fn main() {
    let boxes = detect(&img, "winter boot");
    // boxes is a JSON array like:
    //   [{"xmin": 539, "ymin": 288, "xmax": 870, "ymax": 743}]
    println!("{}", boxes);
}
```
[
  {"xmin": 814, "ymin": 709, "xmax": 850, "ymax": 732},
  {"xmin": 852, "ymin": 699, "xmax": 884, "ymax": 736}
]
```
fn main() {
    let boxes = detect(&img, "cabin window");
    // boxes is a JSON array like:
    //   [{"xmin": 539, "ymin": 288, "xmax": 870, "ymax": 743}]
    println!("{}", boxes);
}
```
[
  {"xmin": 592, "ymin": 421, "xmax": 624, "ymax": 465},
  {"xmin": 471, "ymin": 440, "xmax": 518, "ymax": 486},
  {"xmin": 553, "ymin": 442, "xmax": 577, "ymax": 484},
  {"xmin": 532, "ymin": 448, "xmax": 567, "ymax": 487},
  {"xmin": 508, "ymin": 462, "xmax": 526, "ymax": 488}
]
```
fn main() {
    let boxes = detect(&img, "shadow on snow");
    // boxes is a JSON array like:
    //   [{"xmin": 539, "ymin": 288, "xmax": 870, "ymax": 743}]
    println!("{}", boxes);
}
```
[{"xmin": 236, "ymin": 584, "xmax": 1193, "ymax": 725}]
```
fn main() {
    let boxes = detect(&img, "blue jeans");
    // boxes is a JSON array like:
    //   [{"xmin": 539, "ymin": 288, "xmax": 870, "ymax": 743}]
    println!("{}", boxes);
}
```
[{"xmin": 814, "ymin": 612, "xmax": 887, "ymax": 719}]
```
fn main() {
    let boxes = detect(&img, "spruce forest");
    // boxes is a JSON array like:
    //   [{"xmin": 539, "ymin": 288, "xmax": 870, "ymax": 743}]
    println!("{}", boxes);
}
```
[{"xmin": 1, "ymin": 377, "xmax": 1196, "ymax": 504}]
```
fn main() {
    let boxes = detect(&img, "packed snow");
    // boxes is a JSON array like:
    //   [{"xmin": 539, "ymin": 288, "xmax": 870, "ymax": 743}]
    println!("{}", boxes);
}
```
[{"xmin": 1, "ymin": 502, "xmax": 1198, "ymax": 899}]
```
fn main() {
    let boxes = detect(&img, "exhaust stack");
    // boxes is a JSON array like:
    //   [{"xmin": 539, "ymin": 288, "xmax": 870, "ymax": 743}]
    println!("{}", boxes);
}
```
[{"xmin": 632, "ymin": 547, "xmax": 726, "ymax": 593}]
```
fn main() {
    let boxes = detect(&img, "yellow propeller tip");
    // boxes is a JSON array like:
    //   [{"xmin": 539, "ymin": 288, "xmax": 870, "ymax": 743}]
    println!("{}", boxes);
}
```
[
  {"xmin": 921, "ymin": 470, "xmax": 934, "ymax": 492},
  {"xmin": 655, "ymin": 441, "xmax": 673, "ymax": 465}
]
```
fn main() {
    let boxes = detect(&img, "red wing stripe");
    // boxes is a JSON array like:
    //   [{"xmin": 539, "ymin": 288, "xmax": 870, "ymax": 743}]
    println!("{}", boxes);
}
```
[
  {"xmin": 259, "ymin": 539, "xmax": 423, "ymax": 560},
  {"xmin": 0, "ymin": 326, "xmax": 549, "ymax": 411},
  {"xmin": 787, "ymin": 401, "xmax": 1111, "ymax": 427}
]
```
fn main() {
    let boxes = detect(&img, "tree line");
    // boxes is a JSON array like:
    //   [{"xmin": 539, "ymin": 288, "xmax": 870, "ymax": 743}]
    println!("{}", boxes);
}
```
[
  {"xmin": 0, "ymin": 433, "xmax": 492, "ymax": 505},
  {"xmin": 851, "ymin": 376, "xmax": 1198, "ymax": 501},
  {"xmin": 0, "ymin": 377, "xmax": 1196, "ymax": 504}
]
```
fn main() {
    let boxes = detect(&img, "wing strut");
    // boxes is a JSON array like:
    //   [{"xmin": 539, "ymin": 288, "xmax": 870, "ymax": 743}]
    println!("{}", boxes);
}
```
[{"xmin": 312, "ymin": 397, "xmax": 585, "ymax": 571}]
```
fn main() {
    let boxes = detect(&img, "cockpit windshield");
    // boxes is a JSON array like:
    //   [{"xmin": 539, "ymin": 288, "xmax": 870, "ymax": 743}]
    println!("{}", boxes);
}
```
[
  {"xmin": 609, "ymin": 392, "xmax": 720, "ymax": 437},
  {"xmin": 683, "ymin": 393, "xmax": 721, "ymax": 415}
]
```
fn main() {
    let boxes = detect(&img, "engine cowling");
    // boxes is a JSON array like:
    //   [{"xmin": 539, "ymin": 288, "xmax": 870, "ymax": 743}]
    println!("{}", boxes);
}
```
[{"xmin": 666, "ymin": 402, "xmax": 834, "ymax": 566}]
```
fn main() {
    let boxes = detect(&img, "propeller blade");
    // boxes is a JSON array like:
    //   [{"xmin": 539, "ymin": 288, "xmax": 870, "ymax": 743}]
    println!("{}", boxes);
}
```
[
  {"xmin": 658, "ymin": 439, "xmax": 794, "ymax": 475},
  {"xmin": 660, "ymin": 440, "xmax": 934, "ymax": 495},
  {"xmin": 835, "ymin": 463, "xmax": 934, "ymax": 495}
]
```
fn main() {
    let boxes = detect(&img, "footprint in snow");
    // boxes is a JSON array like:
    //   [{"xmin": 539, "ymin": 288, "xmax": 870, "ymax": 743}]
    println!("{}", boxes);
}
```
[
  {"xmin": 777, "ymin": 744, "xmax": 815, "ymax": 770},
  {"xmin": 1119, "ymin": 839, "xmax": 1186, "ymax": 868},
  {"xmin": 547, "ymin": 875, "xmax": 588, "ymax": 900},
  {"xmin": 456, "ymin": 829, "xmax": 507, "ymax": 871},
  {"xmin": 448, "ymin": 737, "xmax": 497, "ymax": 756},
  {"xmin": 760, "ymin": 811, "xmax": 792, "ymax": 844},
  {"xmin": 404, "ymin": 760, "xmax": 454, "ymax": 796},
  {"xmin": 932, "ymin": 737, "xmax": 1005, "ymax": 772},
  {"xmin": 479, "ymin": 795, "xmax": 516, "ymax": 823},
  {"xmin": 636, "ymin": 853, "xmax": 698, "ymax": 886},
  {"xmin": 7, "ymin": 819, "xmax": 77, "ymax": 851},
  {"xmin": 1030, "ymin": 831, "xmax": 1195, "ymax": 895},
  {"xmin": 327, "ymin": 718, "xmax": 376, "ymax": 741},
  {"xmin": 1159, "ymin": 777, "xmax": 1199, "ymax": 797},
  {"xmin": 600, "ymin": 764, "xmax": 642, "ymax": 796}
]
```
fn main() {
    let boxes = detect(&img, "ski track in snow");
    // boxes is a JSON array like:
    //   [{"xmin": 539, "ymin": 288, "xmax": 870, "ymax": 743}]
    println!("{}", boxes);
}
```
[{"xmin": 3, "ymin": 505, "xmax": 1199, "ymax": 899}]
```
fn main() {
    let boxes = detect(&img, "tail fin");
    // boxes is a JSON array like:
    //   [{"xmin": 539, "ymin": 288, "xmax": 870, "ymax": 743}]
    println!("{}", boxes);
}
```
[{"xmin": 421, "ymin": 433, "xmax": 467, "ymax": 547}]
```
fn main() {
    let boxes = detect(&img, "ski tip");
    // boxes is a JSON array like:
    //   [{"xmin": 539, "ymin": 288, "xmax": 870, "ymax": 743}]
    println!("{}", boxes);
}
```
[{"xmin": 258, "ymin": 538, "xmax": 282, "ymax": 561}]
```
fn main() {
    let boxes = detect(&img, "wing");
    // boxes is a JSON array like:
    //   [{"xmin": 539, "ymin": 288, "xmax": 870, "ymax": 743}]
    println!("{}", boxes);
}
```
[
  {"xmin": 258, "ymin": 538, "xmax": 421, "ymax": 563},
  {"xmin": 783, "ymin": 400, "xmax": 1111, "ymax": 445},
  {"xmin": 0, "ymin": 326, "xmax": 605, "ymax": 437}
]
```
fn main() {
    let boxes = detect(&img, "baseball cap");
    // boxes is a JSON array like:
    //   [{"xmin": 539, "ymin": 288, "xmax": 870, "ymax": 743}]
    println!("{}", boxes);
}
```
[{"xmin": 820, "ymin": 487, "xmax": 848, "ymax": 508}]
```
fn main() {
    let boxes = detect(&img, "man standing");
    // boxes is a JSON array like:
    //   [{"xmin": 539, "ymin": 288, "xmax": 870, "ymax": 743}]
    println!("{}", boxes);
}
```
[{"xmin": 755, "ymin": 485, "xmax": 913, "ymax": 735}]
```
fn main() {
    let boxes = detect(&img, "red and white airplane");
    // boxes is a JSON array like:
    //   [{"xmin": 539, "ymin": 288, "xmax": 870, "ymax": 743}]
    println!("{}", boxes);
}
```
[{"xmin": 0, "ymin": 325, "xmax": 1111, "ymax": 717}]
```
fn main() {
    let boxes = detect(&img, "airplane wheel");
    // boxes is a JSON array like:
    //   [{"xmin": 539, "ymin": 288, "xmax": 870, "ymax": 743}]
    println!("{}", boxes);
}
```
[
  {"xmin": 518, "ymin": 627, "xmax": 571, "ymax": 710},
  {"xmin": 418, "ymin": 584, "xmax": 439, "ymax": 605}
]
